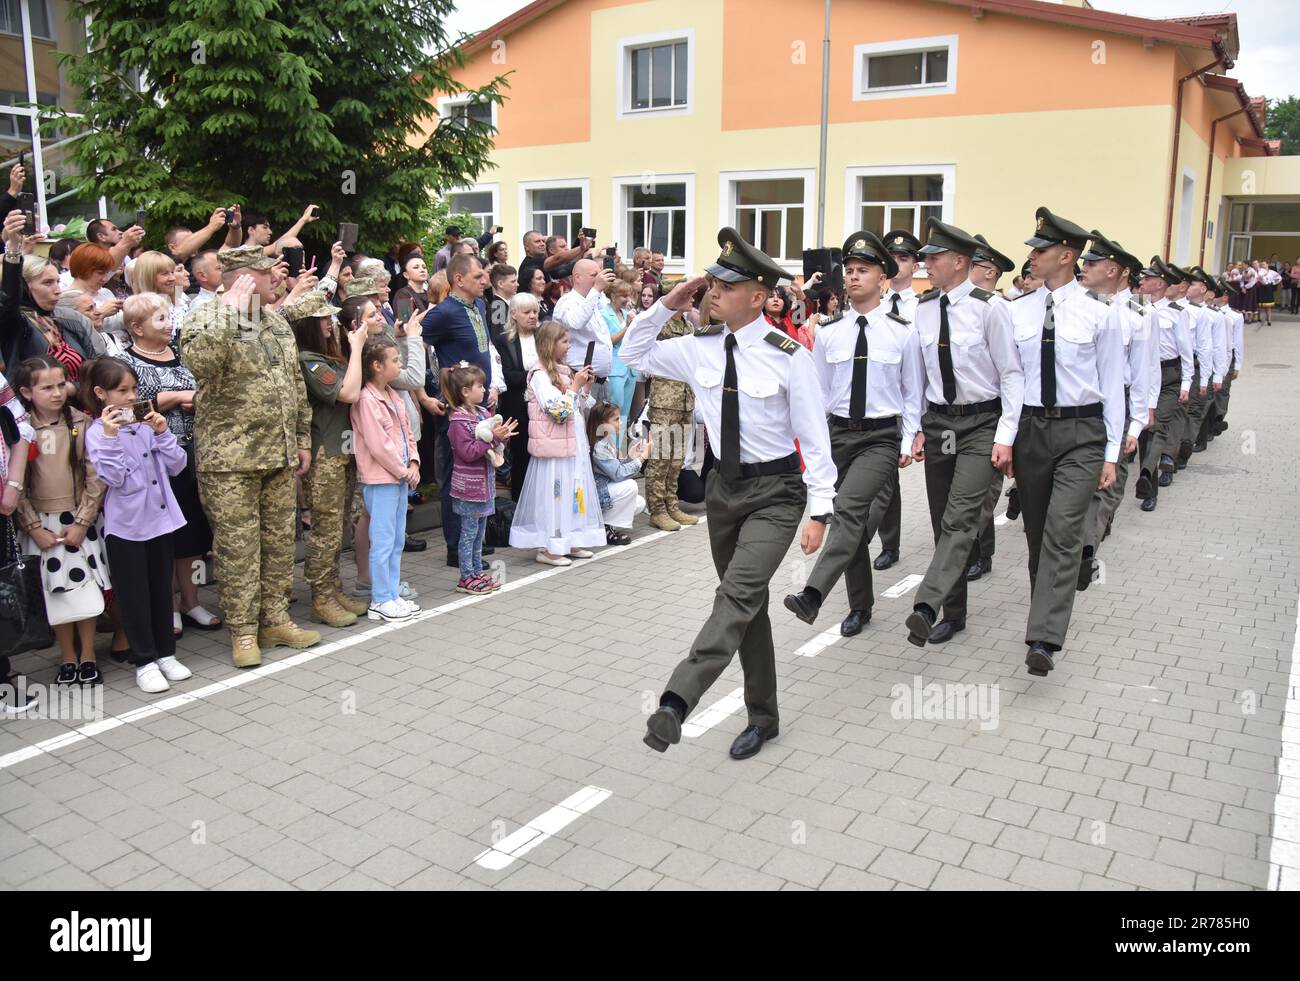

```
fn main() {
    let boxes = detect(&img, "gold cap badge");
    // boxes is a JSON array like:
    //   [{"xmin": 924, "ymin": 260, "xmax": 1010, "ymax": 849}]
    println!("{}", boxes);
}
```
[
  {"xmin": 721, "ymin": 241, "xmax": 734, "ymax": 257},
  {"xmin": 854, "ymin": 239, "xmax": 866, "ymax": 251}
]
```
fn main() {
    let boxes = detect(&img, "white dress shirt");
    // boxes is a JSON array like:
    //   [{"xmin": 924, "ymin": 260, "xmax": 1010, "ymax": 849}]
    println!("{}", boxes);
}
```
[
  {"xmin": 1225, "ymin": 306, "xmax": 1244, "ymax": 367},
  {"xmin": 1151, "ymin": 297, "xmax": 1194, "ymax": 393},
  {"xmin": 1208, "ymin": 305, "xmax": 1229, "ymax": 382},
  {"xmin": 554, "ymin": 287, "xmax": 613, "ymax": 377},
  {"xmin": 882, "ymin": 284, "xmax": 919, "ymax": 324},
  {"xmin": 1111, "ymin": 289, "xmax": 1155, "ymax": 439},
  {"xmin": 621, "ymin": 300, "xmax": 838, "ymax": 515},
  {"xmin": 1008, "ymin": 279, "xmax": 1127, "ymax": 463},
  {"xmin": 914, "ymin": 278, "xmax": 1024, "ymax": 446},
  {"xmin": 1184, "ymin": 301, "xmax": 1217, "ymax": 386},
  {"xmin": 813, "ymin": 301, "xmax": 924, "ymax": 455}
]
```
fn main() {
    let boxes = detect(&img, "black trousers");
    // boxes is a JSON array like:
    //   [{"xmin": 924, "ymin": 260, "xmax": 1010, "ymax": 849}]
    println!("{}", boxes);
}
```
[{"xmin": 106, "ymin": 534, "xmax": 175, "ymax": 664}]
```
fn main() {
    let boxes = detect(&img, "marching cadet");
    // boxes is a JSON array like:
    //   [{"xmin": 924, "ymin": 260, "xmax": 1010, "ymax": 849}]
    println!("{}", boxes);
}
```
[
  {"xmin": 965, "ymin": 233, "xmax": 1018, "ymax": 583},
  {"xmin": 182, "ymin": 246, "xmax": 321, "ymax": 668},
  {"xmin": 899, "ymin": 219, "xmax": 1022, "ymax": 647},
  {"xmin": 1214, "ymin": 277, "xmax": 1244, "ymax": 431},
  {"xmin": 623, "ymin": 228, "xmax": 837, "ymax": 761},
  {"xmin": 784, "ymin": 231, "xmax": 923, "ymax": 637},
  {"xmin": 1077, "ymin": 233, "xmax": 1154, "ymax": 588},
  {"xmin": 1133, "ymin": 256, "xmax": 1193, "ymax": 511},
  {"xmin": 1178, "ymin": 265, "xmax": 1220, "ymax": 458},
  {"xmin": 1189, "ymin": 268, "xmax": 1228, "ymax": 448},
  {"xmin": 866, "ymin": 229, "xmax": 923, "ymax": 572},
  {"xmin": 1011, "ymin": 208, "xmax": 1125, "ymax": 677}
]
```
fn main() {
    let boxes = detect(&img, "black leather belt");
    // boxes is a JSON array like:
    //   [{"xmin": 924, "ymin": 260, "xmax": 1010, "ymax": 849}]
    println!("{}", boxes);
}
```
[
  {"xmin": 829, "ymin": 415, "xmax": 899, "ymax": 431},
  {"xmin": 595, "ymin": 376, "xmax": 608, "ymax": 384},
  {"xmin": 736, "ymin": 451, "xmax": 801, "ymax": 478},
  {"xmin": 1160, "ymin": 357, "xmax": 1181, "ymax": 369},
  {"xmin": 927, "ymin": 398, "xmax": 1001, "ymax": 417},
  {"xmin": 1022, "ymin": 404, "xmax": 1103, "ymax": 419}
]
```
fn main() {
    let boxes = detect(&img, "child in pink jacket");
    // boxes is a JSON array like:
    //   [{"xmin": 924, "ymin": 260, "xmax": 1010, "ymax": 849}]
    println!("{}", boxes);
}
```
[{"xmin": 350, "ymin": 336, "xmax": 420, "ymax": 622}]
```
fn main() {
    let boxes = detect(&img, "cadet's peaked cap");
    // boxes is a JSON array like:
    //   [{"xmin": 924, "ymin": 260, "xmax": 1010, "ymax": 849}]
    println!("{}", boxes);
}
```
[
  {"xmin": 841, "ymin": 230, "xmax": 898, "ymax": 279},
  {"xmin": 1083, "ymin": 231, "xmax": 1141, "ymax": 280},
  {"xmin": 1218, "ymin": 276, "xmax": 1238, "ymax": 295},
  {"xmin": 705, "ymin": 227, "xmax": 790, "ymax": 286},
  {"xmin": 972, "ymin": 234, "xmax": 1015, "ymax": 274},
  {"xmin": 1165, "ymin": 262, "xmax": 1191, "ymax": 284},
  {"xmin": 1140, "ymin": 255, "xmax": 1179, "ymax": 283},
  {"xmin": 1187, "ymin": 265, "xmax": 1218, "ymax": 291},
  {"xmin": 1020, "ymin": 260, "xmax": 1034, "ymax": 279},
  {"xmin": 1025, "ymin": 207, "xmax": 1090, "ymax": 251},
  {"xmin": 280, "ymin": 289, "xmax": 341, "ymax": 323},
  {"xmin": 918, "ymin": 217, "xmax": 981, "ymax": 258},
  {"xmin": 345, "ymin": 276, "xmax": 380, "ymax": 298},
  {"xmin": 218, "ymin": 244, "xmax": 277, "ymax": 273},
  {"xmin": 883, "ymin": 229, "xmax": 922, "ymax": 258}
]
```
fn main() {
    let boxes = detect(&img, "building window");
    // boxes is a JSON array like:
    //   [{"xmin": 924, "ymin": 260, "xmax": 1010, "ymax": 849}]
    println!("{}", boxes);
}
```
[
  {"xmin": 439, "ymin": 94, "xmax": 495, "ymax": 132},
  {"xmin": 618, "ymin": 31, "xmax": 693, "ymax": 119},
  {"xmin": 859, "ymin": 174, "xmax": 944, "ymax": 238},
  {"xmin": 853, "ymin": 36, "xmax": 958, "ymax": 101},
  {"xmin": 733, "ymin": 179, "xmax": 805, "ymax": 264},
  {"xmin": 447, "ymin": 190, "xmax": 494, "ymax": 232},
  {"xmin": 625, "ymin": 182, "xmax": 686, "ymax": 260},
  {"xmin": 529, "ymin": 186, "xmax": 584, "ymax": 241},
  {"xmin": 0, "ymin": 0, "xmax": 53, "ymax": 40}
]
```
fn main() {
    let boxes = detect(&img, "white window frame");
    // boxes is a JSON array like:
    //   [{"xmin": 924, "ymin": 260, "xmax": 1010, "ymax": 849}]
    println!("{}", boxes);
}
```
[
  {"xmin": 843, "ymin": 164, "xmax": 956, "ymax": 245},
  {"xmin": 611, "ymin": 173, "xmax": 695, "ymax": 273},
  {"xmin": 444, "ymin": 182, "xmax": 500, "ymax": 237},
  {"xmin": 518, "ymin": 178, "xmax": 591, "ymax": 243},
  {"xmin": 436, "ymin": 93, "xmax": 499, "ymax": 131},
  {"xmin": 853, "ymin": 35, "xmax": 958, "ymax": 102},
  {"xmin": 616, "ymin": 29, "xmax": 695, "ymax": 121},
  {"xmin": 0, "ymin": 0, "xmax": 53, "ymax": 40},
  {"xmin": 719, "ymin": 168, "xmax": 814, "ymax": 271}
]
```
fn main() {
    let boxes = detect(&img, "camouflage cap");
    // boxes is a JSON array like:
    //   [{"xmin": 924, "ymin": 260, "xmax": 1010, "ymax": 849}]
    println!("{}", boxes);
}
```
[
  {"xmin": 345, "ymin": 276, "xmax": 381, "ymax": 298},
  {"xmin": 218, "ymin": 244, "xmax": 277, "ymax": 273},
  {"xmin": 280, "ymin": 289, "xmax": 341, "ymax": 323}
]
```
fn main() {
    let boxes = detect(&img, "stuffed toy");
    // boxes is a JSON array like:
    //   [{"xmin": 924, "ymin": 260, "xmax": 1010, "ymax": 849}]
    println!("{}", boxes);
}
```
[{"xmin": 474, "ymin": 414, "xmax": 506, "ymax": 468}]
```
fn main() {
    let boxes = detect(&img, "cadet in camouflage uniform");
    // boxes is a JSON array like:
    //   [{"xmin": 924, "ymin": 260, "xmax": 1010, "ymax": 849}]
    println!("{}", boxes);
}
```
[
  {"xmin": 644, "ymin": 311, "xmax": 699, "ymax": 531},
  {"xmin": 283, "ymin": 290, "xmax": 371, "ymax": 628},
  {"xmin": 182, "ymin": 246, "xmax": 320, "ymax": 667}
]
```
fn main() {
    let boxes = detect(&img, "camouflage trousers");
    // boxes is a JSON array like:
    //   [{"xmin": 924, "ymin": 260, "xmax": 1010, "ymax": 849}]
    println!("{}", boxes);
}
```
[
  {"xmin": 645, "ymin": 407, "xmax": 692, "ymax": 515},
  {"xmin": 198, "ymin": 465, "xmax": 297, "ymax": 635},
  {"xmin": 302, "ymin": 450, "xmax": 355, "ymax": 596}
]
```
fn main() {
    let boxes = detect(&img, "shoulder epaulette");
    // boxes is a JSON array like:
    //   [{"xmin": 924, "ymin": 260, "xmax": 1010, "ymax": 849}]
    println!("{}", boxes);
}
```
[
  {"xmin": 693, "ymin": 323, "xmax": 724, "ymax": 337},
  {"xmin": 916, "ymin": 287, "xmax": 941, "ymax": 303},
  {"xmin": 1128, "ymin": 297, "xmax": 1148, "ymax": 315},
  {"xmin": 764, "ymin": 331, "xmax": 800, "ymax": 355},
  {"xmin": 1168, "ymin": 301, "xmax": 1184, "ymax": 311},
  {"xmin": 821, "ymin": 311, "xmax": 845, "ymax": 326},
  {"xmin": 1085, "ymin": 290, "xmax": 1111, "ymax": 305},
  {"xmin": 1011, "ymin": 290, "xmax": 1037, "ymax": 300},
  {"xmin": 969, "ymin": 287, "xmax": 993, "ymax": 302},
  {"xmin": 886, "ymin": 312, "xmax": 910, "ymax": 326}
]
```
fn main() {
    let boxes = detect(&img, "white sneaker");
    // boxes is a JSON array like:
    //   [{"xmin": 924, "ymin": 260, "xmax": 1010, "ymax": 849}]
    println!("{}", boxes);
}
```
[
  {"xmin": 397, "ymin": 581, "xmax": 419, "ymax": 600},
  {"xmin": 156, "ymin": 656, "xmax": 192, "ymax": 682},
  {"xmin": 399, "ymin": 598, "xmax": 421, "ymax": 614},
  {"xmin": 368, "ymin": 599, "xmax": 412, "ymax": 622},
  {"xmin": 136, "ymin": 662, "xmax": 170, "ymax": 694}
]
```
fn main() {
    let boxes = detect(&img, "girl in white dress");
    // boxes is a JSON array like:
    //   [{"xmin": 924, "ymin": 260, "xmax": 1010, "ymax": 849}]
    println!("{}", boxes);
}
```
[{"xmin": 509, "ymin": 321, "xmax": 606, "ymax": 566}]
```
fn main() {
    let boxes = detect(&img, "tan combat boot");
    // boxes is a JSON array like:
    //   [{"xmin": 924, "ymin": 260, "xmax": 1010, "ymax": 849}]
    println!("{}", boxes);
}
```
[
  {"xmin": 667, "ymin": 506, "xmax": 699, "ymax": 526},
  {"xmin": 232, "ymin": 631, "xmax": 261, "ymax": 669},
  {"xmin": 332, "ymin": 588, "xmax": 369, "ymax": 617},
  {"xmin": 311, "ymin": 593, "xmax": 357, "ymax": 628},
  {"xmin": 649, "ymin": 512, "xmax": 681, "ymax": 532},
  {"xmin": 259, "ymin": 621, "xmax": 322, "ymax": 650}
]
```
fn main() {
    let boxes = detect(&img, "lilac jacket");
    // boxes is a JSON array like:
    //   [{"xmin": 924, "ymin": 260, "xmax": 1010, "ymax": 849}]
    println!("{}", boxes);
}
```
[
  {"xmin": 448, "ymin": 407, "xmax": 502, "ymax": 504},
  {"xmin": 84, "ymin": 419, "xmax": 188, "ymax": 541}
]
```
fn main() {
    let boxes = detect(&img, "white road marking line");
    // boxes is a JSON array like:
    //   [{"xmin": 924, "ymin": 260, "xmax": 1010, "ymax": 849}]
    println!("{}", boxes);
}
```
[
  {"xmin": 0, "ymin": 520, "xmax": 707, "ymax": 772},
  {"xmin": 682, "ymin": 687, "xmax": 745, "ymax": 738},
  {"xmin": 882, "ymin": 574, "xmax": 924, "ymax": 599},
  {"xmin": 473, "ymin": 785, "xmax": 611, "ymax": 871},
  {"xmin": 795, "ymin": 627, "xmax": 842, "ymax": 658},
  {"xmin": 1267, "ymin": 584, "xmax": 1300, "ymax": 890}
]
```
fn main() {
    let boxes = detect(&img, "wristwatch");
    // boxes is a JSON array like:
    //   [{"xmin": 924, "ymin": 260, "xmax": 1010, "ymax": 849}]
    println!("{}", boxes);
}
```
[{"xmin": 810, "ymin": 513, "xmax": 832, "ymax": 525}]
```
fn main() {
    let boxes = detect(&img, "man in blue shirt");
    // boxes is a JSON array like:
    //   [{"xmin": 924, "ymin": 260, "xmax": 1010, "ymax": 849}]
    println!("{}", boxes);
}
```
[{"xmin": 421, "ymin": 253, "xmax": 498, "ymax": 566}]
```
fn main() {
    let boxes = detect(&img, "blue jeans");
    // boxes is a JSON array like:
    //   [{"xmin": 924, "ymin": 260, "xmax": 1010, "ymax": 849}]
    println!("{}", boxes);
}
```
[
  {"xmin": 435, "ymin": 413, "xmax": 460, "ymax": 551},
  {"xmin": 454, "ymin": 502, "xmax": 487, "ymax": 579},
  {"xmin": 363, "ymin": 482, "xmax": 407, "ymax": 604}
]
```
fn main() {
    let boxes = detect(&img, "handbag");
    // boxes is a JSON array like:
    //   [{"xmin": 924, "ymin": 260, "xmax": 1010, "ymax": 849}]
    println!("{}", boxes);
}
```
[{"xmin": 0, "ymin": 516, "xmax": 54, "ymax": 658}]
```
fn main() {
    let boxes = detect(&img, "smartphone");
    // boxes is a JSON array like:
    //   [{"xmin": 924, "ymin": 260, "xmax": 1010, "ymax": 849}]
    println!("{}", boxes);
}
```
[
  {"xmin": 602, "ymin": 256, "xmax": 616, "ymax": 273},
  {"xmin": 395, "ymin": 298, "xmax": 413, "ymax": 322},
  {"xmin": 17, "ymin": 150, "xmax": 25, "ymax": 177},
  {"xmin": 16, "ymin": 192, "xmax": 35, "ymax": 234},
  {"xmin": 337, "ymin": 222, "xmax": 359, "ymax": 253},
  {"xmin": 223, "ymin": 208, "xmax": 236, "ymax": 224},
  {"xmin": 583, "ymin": 341, "xmax": 596, "ymax": 367},
  {"xmin": 119, "ymin": 399, "xmax": 153, "ymax": 423},
  {"xmin": 135, "ymin": 209, "xmax": 146, "ymax": 229},
  {"xmin": 309, "ymin": 205, "xmax": 321, "ymax": 219},
  {"xmin": 283, "ymin": 246, "xmax": 304, "ymax": 277},
  {"xmin": 581, "ymin": 227, "xmax": 597, "ymax": 240},
  {"xmin": 605, "ymin": 246, "xmax": 616, "ymax": 257}
]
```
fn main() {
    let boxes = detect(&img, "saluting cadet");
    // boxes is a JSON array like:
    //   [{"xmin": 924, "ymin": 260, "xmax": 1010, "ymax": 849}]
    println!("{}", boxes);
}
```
[
  {"xmin": 1133, "ymin": 256, "xmax": 1193, "ymax": 511},
  {"xmin": 866, "ymin": 229, "xmax": 924, "ymax": 572},
  {"xmin": 1214, "ymin": 278, "xmax": 1244, "ymax": 431},
  {"xmin": 1077, "ymin": 233, "xmax": 1154, "ymax": 588},
  {"xmin": 1010, "ymin": 208, "xmax": 1126, "ymax": 677},
  {"xmin": 900, "ymin": 219, "xmax": 1022, "ymax": 647},
  {"xmin": 784, "ymin": 231, "xmax": 923, "ymax": 638},
  {"xmin": 1178, "ymin": 266, "xmax": 1220, "ymax": 458},
  {"xmin": 964, "ymin": 233, "xmax": 1018, "ymax": 583},
  {"xmin": 624, "ymin": 228, "xmax": 837, "ymax": 761}
]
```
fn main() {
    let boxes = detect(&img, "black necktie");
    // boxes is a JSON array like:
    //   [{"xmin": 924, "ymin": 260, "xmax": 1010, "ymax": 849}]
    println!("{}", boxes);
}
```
[
  {"xmin": 722, "ymin": 333, "xmax": 740, "ymax": 478},
  {"xmin": 849, "ymin": 315, "xmax": 869, "ymax": 419},
  {"xmin": 1041, "ymin": 293, "xmax": 1057, "ymax": 408},
  {"xmin": 938, "ymin": 295, "xmax": 957, "ymax": 405},
  {"xmin": 890, "ymin": 294, "xmax": 901, "ymax": 317}
]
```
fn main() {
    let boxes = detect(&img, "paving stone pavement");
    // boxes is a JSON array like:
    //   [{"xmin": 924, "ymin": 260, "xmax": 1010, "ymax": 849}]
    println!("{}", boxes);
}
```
[{"xmin": 1, "ymin": 319, "xmax": 1297, "ymax": 891}]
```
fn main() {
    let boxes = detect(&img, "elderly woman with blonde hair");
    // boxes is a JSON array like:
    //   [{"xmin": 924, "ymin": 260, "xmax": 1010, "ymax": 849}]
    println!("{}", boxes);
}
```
[{"xmin": 129, "ymin": 249, "xmax": 191, "ymax": 338}]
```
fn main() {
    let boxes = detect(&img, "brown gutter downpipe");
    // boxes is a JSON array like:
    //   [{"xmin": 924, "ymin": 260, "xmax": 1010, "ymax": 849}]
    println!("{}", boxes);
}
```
[
  {"xmin": 1198, "ymin": 106, "xmax": 1247, "ymax": 266},
  {"xmin": 1164, "ymin": 56, "xmax": 1223, "ymax": 259}
]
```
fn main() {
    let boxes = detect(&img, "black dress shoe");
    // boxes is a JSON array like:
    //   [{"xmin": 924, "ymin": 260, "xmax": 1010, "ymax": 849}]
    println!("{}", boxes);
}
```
[
  {"xmin": 446, "ymin": 551, "xmax": 460, "ymax": 568},
  {"xmin": 1140, "ymin": 496, "xmax": 1158, "ymax": 512},
  {"xmin": 1157, "ymin": 454, "xmax": 1175, "ymax": 475},
  {"xmin": 783, "ymin": 588, "xmax": 821, "ymax": 625},
  {"xmin": 483, "ymin": 545, "xmax": 495, "ymax": 555},
  {"xmin": 1157, "ymin": 470, "xmax": 1173, "ymax": 487},
  {"xmin": 404, "ymin": 535, "xmax": 427, "ymax": 553},
  {"xmin": 729, "ymin": 725, "xmax": 777, "ymax": 760},
  {"xmin": 644, "ymin": 704, "xmax": 684, "ymax": 753},
  {"xmin": 1192, "ymin": 440, "xmax": 1207, "ymax": 453},
  {"xmin": 840, "ymin": 609, "xmax": 870, "ymax": 636},
  {"xmin": 1077, "ymin": 550, "xmax": 1096, "ymax": 592},
  {"xmin": 964, "ymin": 560, "xmax": 983, "ymax": 581},
  {"xmin": 905, "ymin": 606, "xmax": 935, "ymax": 647},
  {"xmin": 928, "ymin": 619, "xmax": 966, "ymax": 644},
  {"xmin": 1025, "ymin": 642, "xmax": 1055, "ymax": 677},
  {"xmin": 873, "ymin": 549, "xmax": 899, "ymax": 571},
  {"xmin": 1174, "ymin": 458, "xmax": 1187, "ymax": 472},
  {"xmin": 1004, "ymin": 487, "xmax": 1021, "ymax": 521},
  {"xmin": 1134, "ymin": 470, "xmax": 1153, "ymax": 498},
  {"xmin": 1216, "ymin": 420, "xmax": 1228, "ymax": 434},
  {"xmin": 1178, "ymin": 440, "xmax": 1192, "ymax": 462}
]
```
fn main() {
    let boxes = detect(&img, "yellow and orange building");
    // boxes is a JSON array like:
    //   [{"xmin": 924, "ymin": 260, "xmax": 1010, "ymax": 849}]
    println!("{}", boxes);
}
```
[{"xmin": 434, "ymin": 0, "xmax": 1300, "ymax": 282}]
